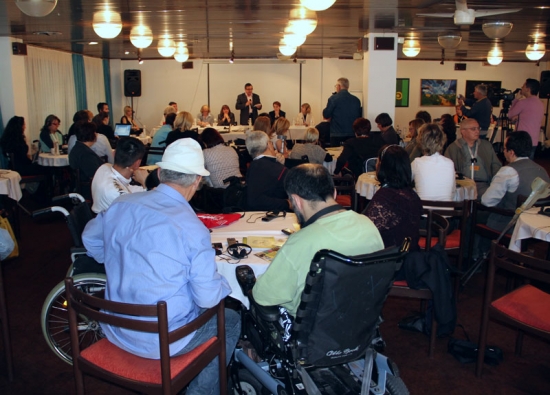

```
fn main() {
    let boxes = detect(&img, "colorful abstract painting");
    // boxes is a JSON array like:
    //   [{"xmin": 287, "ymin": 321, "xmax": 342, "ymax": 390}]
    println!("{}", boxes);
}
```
[{"xmin": 420, "ymin": 79, "xmax": 457, "ymax": 106}]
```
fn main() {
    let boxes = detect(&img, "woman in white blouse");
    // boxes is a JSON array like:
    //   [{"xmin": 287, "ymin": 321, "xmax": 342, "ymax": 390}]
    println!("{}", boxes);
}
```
[{"xmin": 294, "ymin": 103, "xmax": 314, "ymax": 127}]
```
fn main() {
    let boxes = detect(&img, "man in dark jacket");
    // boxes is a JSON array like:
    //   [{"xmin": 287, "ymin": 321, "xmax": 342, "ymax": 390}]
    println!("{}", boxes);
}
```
[
  {"xmin": 236, "ymin": 83, "xmax": 262, "ymax": 125},
  {"xmin": 323, "ymin": 77, "xmax": 362, "ymax": 147}
]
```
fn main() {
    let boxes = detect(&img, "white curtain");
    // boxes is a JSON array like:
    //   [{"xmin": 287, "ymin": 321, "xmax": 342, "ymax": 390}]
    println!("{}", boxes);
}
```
[
  {"xmin": 83, "ymin": 56, "xmax": 106, "ymax": 118},
  {"xmin": 25, "ymin": 46, "xmax": 76, "ymax": 143}
]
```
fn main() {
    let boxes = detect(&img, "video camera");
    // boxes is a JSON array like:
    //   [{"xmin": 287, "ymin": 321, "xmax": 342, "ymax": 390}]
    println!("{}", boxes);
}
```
[{"xmin": 489, "ymin": 88, "xmax": 520, "ymax": 109}]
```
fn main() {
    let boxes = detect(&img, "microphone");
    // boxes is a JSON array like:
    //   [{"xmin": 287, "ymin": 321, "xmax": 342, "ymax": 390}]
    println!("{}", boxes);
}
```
[{"xmin": 512, "ymin": 88, "xmax": 521, "ymax": 94}]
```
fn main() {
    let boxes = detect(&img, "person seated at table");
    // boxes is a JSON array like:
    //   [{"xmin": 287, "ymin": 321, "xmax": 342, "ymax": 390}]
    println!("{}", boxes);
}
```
[
  {"xmin": 315, "ymin": 118, "xmax": 331, "ymax": 148},
  {"xmin": 268, "ymin": 101, "xmax": 286, "ymax": 125},
  {"xmin": 445, "ymin": 118, "xmax": 501, "ymax": 197},
  {"xmin": 196, "ymin": 105, "xmax": 215, "ymax": 127},
  {"xmin": 93, "ymin": 112, "xmax": 116, "ymax": 144},
  {"xmin": 165, "ymin": 111, "xmax": 203, "ymax": 148},
  {"xmin": 289, "ymin": 128, "xmax": 332, "ymax": 165},
  {"xmin": 201, "ymin": 127, "xmax": 242, "ymax": 188},
  {"xmin": 364, "ymin": 145, "xmax": 422, "ymax": 251},
  {"xmin": 411, "ymin": 123, "xmax": 455, "ymax": 201},
  {"xmin": 147, "ymin": 112, "xmax": 176, "ymax": 165},
  {"xmin": 415, "ymin": 110, "xmax": 432, "ymax": 124},
  {"xmin": 39, "ymin": 114, "xmax": 64, "ymax": 153},
  {"xmin": 217, "ymin": 104, "xmax": 236, "ymax": 126},
  {"xmin": 245, "ymin": 130, "xmax": 290, "ymax": 212},
  {"xmin": 82, "ymin": 138, "xmax": 240, "ymax": 395},
  {"xmin": 270, "ymin": 117, "xmax": 291, "ymax": 157},
  {"xmin": 453, "ymin": 106, "xmax": 467, "ymax": 124},
  {"xmin": 374, "ymin": 112, "xmax": 400, "ymax": 145},
  {"xmin": 440, "ymin": 114, "xmax": 456, "ymax": 153},
  {"xmin": 252, "ymin": 163, "xmax": 384, "ymax": 317},
  {"xmin": 405, "ymin": 118, "xmax": 425, "ymax": 162},
  {"xmin": 334, "ymin": 118, "xmax": 385, "ymax": 178},
  {"xmin": 91, "ymin": 137, "xmax": 148, "ymax": 213},
  {"xmin": 253, "ymin": 115, "xmax": 271, "ymax": 134},
  {"xmin": 294, "ymin": 103, "xmax": 314, "ymax": 127},
  {"xmin": 69, "ymin": 122, "xmax": 104, "ymax": 197},
  {"xmin": 0, "ymin": 116, "xmax": 44, "ymax": 176},
  {"xmin": 481, "ymin": 131, "xmax": 550, "ymax": 232},
  {"xmin": 120, "ymin": 105, "xmax": 140, "ymax": 132},
  {"xmin": 67, "ymin": 110, "xmax": 90, "ymax": 140}
]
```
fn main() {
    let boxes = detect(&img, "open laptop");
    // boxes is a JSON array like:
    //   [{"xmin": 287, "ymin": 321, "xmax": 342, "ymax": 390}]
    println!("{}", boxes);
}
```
[{"xmin": 114, "ymin": 123, "xmax": 131, "ymax": 137}]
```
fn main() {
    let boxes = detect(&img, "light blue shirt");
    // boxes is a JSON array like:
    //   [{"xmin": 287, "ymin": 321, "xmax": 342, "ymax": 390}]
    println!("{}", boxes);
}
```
[
  {"xmin": 147, "ymin": 124, "xmax": 172, "ymax": 165},
  {"xmin": 82, "ymin": 183, "xmax": 231, "ymax": 358}
]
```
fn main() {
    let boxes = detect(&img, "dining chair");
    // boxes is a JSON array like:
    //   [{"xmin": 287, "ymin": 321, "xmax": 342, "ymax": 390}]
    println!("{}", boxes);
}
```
[
  {"xmin": 388, "ymin": 210, "xmax": 449, "ymax": 357},
  {"xmin": 0, "ymin": 259, "xmax": 14, "ymax": 381},
  {"xmin": 141, "ymin": 146, "xmax": 166, "ymax": 167},
  {"xmin": 5, "ymin": 152, "xmax": 47, "ymax": 216},
  {"xmin": 476, "ymin": 241, "xmax": 550, "ymax": 378},
  {"xmin": 332, "ymin": 173, "xmax": 357, "ymax": 212},
  {"xmin": 65, "ymin": 277, "xmax": 227, "ymax": 395}
]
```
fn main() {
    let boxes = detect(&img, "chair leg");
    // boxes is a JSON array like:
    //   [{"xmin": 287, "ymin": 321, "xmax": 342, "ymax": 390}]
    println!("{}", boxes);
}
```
[
  {"xmin": 0, "ymin": 267, "xmax": 14, "ymax": 381},
  {"xmin": 429, "ymin": 315, "xmax": 437, "ymax": 358}
]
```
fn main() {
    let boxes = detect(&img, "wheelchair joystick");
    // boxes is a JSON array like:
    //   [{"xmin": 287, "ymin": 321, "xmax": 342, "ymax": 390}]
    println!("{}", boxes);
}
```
[{"xmin": 236, "ymin": 265, "xmax": 256, "ymax": 295}]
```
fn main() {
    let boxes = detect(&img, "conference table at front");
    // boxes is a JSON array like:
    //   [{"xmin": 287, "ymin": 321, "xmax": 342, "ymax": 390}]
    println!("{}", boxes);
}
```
[{"xmin": 211, "ymin": 212, "xmax": 298, "ymax": 308}]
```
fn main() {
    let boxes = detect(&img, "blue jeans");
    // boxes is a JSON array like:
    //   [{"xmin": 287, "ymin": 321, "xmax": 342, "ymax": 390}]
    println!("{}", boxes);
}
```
[{"xmin": 175, "ymin": 308, "xmax": 241, "ymax": 395}]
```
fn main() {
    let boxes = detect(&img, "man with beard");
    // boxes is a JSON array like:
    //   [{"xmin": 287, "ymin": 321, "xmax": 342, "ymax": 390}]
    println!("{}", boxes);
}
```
[{"xmin": 252, "ymin": 164, "xmax": 384, "ymax": 317}]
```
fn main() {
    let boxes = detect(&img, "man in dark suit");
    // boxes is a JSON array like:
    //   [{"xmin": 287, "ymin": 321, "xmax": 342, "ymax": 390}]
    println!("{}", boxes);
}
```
[{"xmin": 236, "ymin": 83, "xmax": 262, "ymax": 125}]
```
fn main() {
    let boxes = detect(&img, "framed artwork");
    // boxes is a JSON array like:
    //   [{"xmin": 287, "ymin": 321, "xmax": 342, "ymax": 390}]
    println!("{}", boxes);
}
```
[
  {"xmin": 465, "ymin": 80, "xmax": 502, "ymax": 106},
  {"xmin": 420, "ymin": 79, "xmax": 457, "ymax": 106},
  {"xmin": 396, "ymin": 78, "xmax": 409, "ymax": 107}
]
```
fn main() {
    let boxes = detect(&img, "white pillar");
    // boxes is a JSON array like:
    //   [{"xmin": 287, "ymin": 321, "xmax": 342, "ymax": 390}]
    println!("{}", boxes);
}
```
[
  {"xmin": 0, "ymin": 38, "xmax": 29, "ymax": 125},
  {"xmin": 362, "ymin": 33, "xmax": 398, "ymax": 129}
]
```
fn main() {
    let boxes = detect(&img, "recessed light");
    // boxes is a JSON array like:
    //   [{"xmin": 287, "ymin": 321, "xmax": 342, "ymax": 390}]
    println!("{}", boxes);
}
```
[
  {"xmin": 89, "ymin": 41, "xmax": 98, "ymax": 45},
  {"xmin": 125, "ymin": 51, "xmax": 130, "ymax": 55}
]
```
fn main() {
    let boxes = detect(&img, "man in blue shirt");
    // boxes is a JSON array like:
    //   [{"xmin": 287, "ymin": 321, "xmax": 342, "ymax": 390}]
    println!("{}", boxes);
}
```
[
  {"xmin": 322, "ymin": 77, "xmax": 362, "ymax": 147},
  {"xmin": 82, "ymin": 138, "xmax": 240, "ymax": 395}
]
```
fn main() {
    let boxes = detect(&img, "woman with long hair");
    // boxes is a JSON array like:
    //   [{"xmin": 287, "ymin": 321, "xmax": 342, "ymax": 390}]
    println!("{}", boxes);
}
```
[
  {"xmin": 405, "ymin": 118, "xmax": 425, "ymax": 161},
  {"xmin": 294, "ymin": 103, "xmax": 314, "ymax": 127},
  {"xmin": 0, "ymin": 116, "xmax": 43, "ymax": 176},
  {"xmin": 39, "ymin": 114, "xmax": 63, "ymax": 153},
  {"xmin": 439, "ymin": 113, "xmax": 457, "ymax": 153},
  {"xmin": 217, "ymin": 104, "xmax": 235, "ymax": 126},
  {"xmin": 120, "ymin": 105, "xmax": 140, "ymax": 131}
]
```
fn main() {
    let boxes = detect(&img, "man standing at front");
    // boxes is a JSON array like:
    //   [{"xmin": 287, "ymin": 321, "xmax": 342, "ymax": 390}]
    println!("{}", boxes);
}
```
[
  {"xmin": 457, "ymin": 84, "xmax": 492, "ymax": 139},
  {"xmin": 323, "ymin": 77, "xmax": 362, "ymax": 147},
  {"xmin": 82, "ymin": 138, "xmax": 240, "ymax": 395},
  {"xmin": 508, "ymin": 78, "xmax": 544, "ymax": 159},
  {"xmin": 236, "ymin": 83, "xmax": 262, "ymax": 125},
  {"xmin": 252, "ymin": 164, "xmax": 384, "ymax": 317},
  {"xmin": 445, "ymin": 118, "xmax": 501, "ymax": 196}
]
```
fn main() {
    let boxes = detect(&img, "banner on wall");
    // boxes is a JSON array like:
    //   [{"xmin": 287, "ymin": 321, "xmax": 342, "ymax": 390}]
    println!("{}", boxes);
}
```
[{"xmin": 396, "ymin": 78, "xmax": 409, "ymax": 107}]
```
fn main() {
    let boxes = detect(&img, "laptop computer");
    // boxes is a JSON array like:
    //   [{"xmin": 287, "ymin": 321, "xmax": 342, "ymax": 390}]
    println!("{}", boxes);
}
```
[{"xmin": 114, "ymin": 123, "xmax": 131, "ymax": 137}]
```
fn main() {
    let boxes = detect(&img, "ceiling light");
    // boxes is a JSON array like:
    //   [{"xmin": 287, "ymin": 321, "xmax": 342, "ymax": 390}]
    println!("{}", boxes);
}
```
[
  {"xmin": 300, "ymin": 0, "xmax": 336, "ymax": 11},
  {"xmin": 157, "ymin": 37, "xmax": 176, "ymax": 57},
  {"xmin": 482, "ymin": 22, "xmax": 513, "ymax": 39},
  {"xmin": 437, "ymin": 33, "xmax": 461, "ymax": 49},
  {"xmin": 283, "ymin": 33, "xmax": 306, "ymax": 48},
  {"xmin": 289, "ymin": 7, "xmax": 317, "ymax": 35},
  {"xmin": 525, "ymin": 43, "xmax": 545, "ymax": 61},
  {"xmin": 130, "ymin": 25, "xmax": 153, "ymax": 49},
  {"xmin": 16, "ymin": 0, "xmax": 57, "ymax": 17},
  {"xmin": 279, "ymin": 41, "xmax": 297, "ymax": 56},
  {"xmin": 402, "ymin": 39, "xmax": 420, "ymax": 57},
  {"xmin": 89, "ymin": 41, "xmax": 98, "ymax": 45},
  {"xmin": 92, "ymin": 10, "xmax": 122, "ymax": 39},
  {"xmin": 487, "ymin": 46, "xmax": 503, "ymax": 66},
  {"xmin": 174, "ymin": 42, "xmax": 189, "ymax": 62}
]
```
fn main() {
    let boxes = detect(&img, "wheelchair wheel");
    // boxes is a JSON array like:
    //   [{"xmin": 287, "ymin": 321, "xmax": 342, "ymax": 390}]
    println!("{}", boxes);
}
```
[
  {"xmin": 40, "ymin": 273, "xmax": 106, "ymax": 365},
  {"xmin": 231, "ymin": 369, "xmax": 267, "ymax": 395},
  {"xmin": 385, "ymin": 375, "xmax": 409, "ymax": 395}
]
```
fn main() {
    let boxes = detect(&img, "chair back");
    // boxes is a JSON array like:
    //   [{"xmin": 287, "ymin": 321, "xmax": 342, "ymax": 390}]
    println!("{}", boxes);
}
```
[
  {"xmin": 5, "ymin": 152, "xmax": 15, "ymax": 171},
  {"xmin": 141, "ymin": 146, "xmax": 165, "ymax": 166},
  {"xmin": 284, "ymin": 156, "xmax": 309, "ymax": 169},
  {"xmin": 292, "ymin": 243, "xmax": 409, "ymax": 366},
  {"xmin": 489, "ymin": 242, "xmax": 550, "ymax": 286},
  {"xmin": 364, "ymin": 157, "xmax": 377, "ymax": 173},
  {"xmin": 332, "ymin": 173, "xmax": 357, "ymax": 211},
  {"xmin": 67, "ymin": 201, "xmax": 94, "ymax": 248},
  {"xmin": 421, "ymin": 210, "xmax": 449, "ymax": 251}
]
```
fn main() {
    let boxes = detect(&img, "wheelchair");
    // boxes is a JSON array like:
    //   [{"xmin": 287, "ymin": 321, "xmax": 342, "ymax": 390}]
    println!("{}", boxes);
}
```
[
  {"xmin": 34, "ymin": 193, "xmax": 106, "ymax": 365},
  {"xmin": 230, "ymin": 243, "xmax": 411, "ymax": 395}
]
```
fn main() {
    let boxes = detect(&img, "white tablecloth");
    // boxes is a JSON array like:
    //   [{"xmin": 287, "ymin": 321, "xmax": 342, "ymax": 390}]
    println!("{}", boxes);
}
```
[
  {"xmin": 323, "ymin": 147, "xmax": 343, "ymax": 174},
  {"xmin": 0, "ymin": 170, "xmax": 22, "ymax": 201},
  {"xmin": 509, "ymin": 208, "xmax": 550, "ymax": 252},
  {"xmin": 38, "ymin": 153, "xmax": 69, "ymax": 167},
  {"xmin": 212, "ymin": 212, "xmax": 298, "ymax": 307},
  {"xmin": 355, "ymin": 172, "xmax": 477, "ymax": 201}
]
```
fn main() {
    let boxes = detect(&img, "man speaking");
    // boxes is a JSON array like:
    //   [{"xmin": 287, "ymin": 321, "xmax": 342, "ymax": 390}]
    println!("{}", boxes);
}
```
[{"xmin": 236, "ymin": 83, "xmax": 262, "ymax": 125}]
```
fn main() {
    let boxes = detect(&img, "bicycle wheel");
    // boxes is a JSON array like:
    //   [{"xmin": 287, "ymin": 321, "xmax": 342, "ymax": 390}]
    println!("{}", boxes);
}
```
[{"xmin": 40, "ymin": 273, "xmax": 106, "ymax": 365}]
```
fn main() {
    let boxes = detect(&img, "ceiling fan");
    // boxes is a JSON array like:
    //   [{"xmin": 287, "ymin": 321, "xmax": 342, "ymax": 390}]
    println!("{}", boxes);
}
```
[{"xmin": 417, "ymin": 0, "xmax": 522, "ymax": 25}]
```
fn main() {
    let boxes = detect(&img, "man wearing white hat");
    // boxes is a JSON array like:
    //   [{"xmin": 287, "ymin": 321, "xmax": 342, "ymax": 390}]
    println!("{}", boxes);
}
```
[{"xmin": 83, "ymin": 138, "xmax": 240, "ymax": 395}]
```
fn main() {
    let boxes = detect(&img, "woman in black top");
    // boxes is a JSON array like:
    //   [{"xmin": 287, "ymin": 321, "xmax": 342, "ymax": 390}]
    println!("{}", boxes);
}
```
[
  {"xmin": 0, "ymin": 116, "xmax": 44, "ymax": 176},
  {"xmin": 217, "ymin": 104, "xmax": 236, "ymax": 126}
]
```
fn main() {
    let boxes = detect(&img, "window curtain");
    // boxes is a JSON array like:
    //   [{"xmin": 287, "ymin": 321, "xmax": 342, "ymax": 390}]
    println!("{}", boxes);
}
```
[
  {"xmin": 103, "ymin": 59, "xmax": 113, "ymax": 124},
  {"xmin": 83, "ymin": 56, "xmax": 106, "ymax": 117},
  {"xmin": 72, "ymin": 54, "xmax": 87, "ymax": 111},
  {"xmin": 0, "ymin": 104, "xmax": 5, "ymax": 169},
  {"xmin": 25, "ymin": 46, "xmax": 77, "ymax": 143}
]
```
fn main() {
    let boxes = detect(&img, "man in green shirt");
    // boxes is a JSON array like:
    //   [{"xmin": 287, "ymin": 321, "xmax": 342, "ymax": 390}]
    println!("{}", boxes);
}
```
[{"xmin": 252, "ymin": 164, "xmax": 384, "ymax": 317}]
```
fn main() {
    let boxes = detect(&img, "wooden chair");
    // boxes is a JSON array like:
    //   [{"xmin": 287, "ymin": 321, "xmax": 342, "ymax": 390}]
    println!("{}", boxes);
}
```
[
  {"xmin": 65, "ymin": 277, "xmax": 227, "ymax": 395},
  {"xmin": 141, "ymin": 146, "xmax": 166, "ymax": 166},
  {"xmin": 5, "ymin": 152, "xmax": 47, "ymax": 215},
  {"xmin": 388, "ymin": 210, "xmax": 449, "ymax": 357},
  {"xmin": 0, "ymin": 259, "xmax": 14, "ymax": 381},
  {"xmin": 332, "ymin": 173, "xmax": 357, "ymax": 212},
  {"xmin": 476, "ymin": 242, "xmax": 550, "ymax": 378}
]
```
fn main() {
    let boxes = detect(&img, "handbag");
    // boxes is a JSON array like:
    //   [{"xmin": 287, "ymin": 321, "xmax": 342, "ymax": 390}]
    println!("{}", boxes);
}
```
[
  {"xmin": 447, "ymin": 325, "xmax": 503, "ymax": 366},
  {"xmin": 0, "ymin": 213, "xmax": 18, "ymax": 259}
]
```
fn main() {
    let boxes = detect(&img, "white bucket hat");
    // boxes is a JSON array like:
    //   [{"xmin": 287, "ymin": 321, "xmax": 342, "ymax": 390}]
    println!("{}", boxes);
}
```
[{"xmin": 157, "ymin": 138, "xmax": 210, "ymax": 176}]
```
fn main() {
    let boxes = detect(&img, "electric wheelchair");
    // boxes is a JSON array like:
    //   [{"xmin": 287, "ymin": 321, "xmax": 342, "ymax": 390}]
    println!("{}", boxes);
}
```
[{"xmin": 231, "ymin": 242, "xmax": 411, "ymax": 395}]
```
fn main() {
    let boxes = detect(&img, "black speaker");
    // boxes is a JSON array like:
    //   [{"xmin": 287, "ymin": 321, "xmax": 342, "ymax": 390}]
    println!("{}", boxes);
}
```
[
  {"xmin": 540, "ymin": 71, "xmax": 550, "ymax": 99},
  {"xmin": 124, "ymin": 69, "xmax": 141, "ymax": 97}
]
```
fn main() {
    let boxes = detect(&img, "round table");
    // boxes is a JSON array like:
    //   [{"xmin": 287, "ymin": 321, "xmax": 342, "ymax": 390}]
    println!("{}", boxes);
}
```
[
  {"xmin": 0, "ymin": 170, "xmax": 22, "ymax": 201},
  {"xmin": 38, "ymin": 153, "xmax": 69, "ymax": 167},
  {"xmin": 509, "ymin": 208, "xmax": 550, "ymax": 252},
  {"xmin": 355, "ymin": 172, "xmax": 477, "ymax": 201}
]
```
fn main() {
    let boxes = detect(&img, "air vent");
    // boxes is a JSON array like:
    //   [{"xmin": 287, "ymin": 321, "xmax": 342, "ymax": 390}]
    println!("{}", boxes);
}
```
[
  {"xmin": 455, "ymin": 50, "xmax": 467, "ymax": 58},
  {"xmin": 32, "ymin": 31, "xmax": 62, "ymax": 36}
]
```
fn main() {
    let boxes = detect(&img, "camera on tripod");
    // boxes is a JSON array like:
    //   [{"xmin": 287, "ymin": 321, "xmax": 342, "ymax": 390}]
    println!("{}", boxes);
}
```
[{"xmin": 489, "ymin": 88, "xmax": 519, "ymax": 109}]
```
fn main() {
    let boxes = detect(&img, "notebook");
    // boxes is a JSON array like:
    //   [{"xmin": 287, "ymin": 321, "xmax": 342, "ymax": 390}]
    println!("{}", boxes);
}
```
[{"xmin": 114, "ymin": 123, "xmax": 131, "ymax": 137}]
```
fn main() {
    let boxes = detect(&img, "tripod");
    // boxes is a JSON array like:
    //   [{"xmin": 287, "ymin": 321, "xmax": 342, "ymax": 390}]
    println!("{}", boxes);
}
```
[{"xmin": 490, "ymin": 104, "xmax": 511, "ymax": 153}]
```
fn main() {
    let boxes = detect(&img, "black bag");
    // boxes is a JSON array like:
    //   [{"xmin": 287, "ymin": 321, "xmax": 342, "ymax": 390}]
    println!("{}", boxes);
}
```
[
  {"xmin": 222, "ymin": 176, "xmax": 247, "ymax": 212},
  {"xmin": 447, "ymin": 325, "xmax": 503, "ymax": 366}
]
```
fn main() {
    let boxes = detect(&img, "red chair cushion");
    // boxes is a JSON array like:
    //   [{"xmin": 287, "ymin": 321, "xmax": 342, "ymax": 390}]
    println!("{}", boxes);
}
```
[
  {"xmin": 445, "ymin": 230, "xmax": 460, "ymax": 249},
  {"xmin": 80, "ymin": 337, "xmax": 217, "ymax": 384},
  {"xmin": 417, "ymin": 237, "xmax": 438, "ymax": 249},
  {"xmin": 393, "ymin": 280, "xmax": 409, "ymax": 287},
  {"xmin": 335, "ymin": 195, "xmax": 351, "ymax": 207},
  {"xmin": 492, "ymin": 285, "xmax": 550, "ymax": 333}
]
